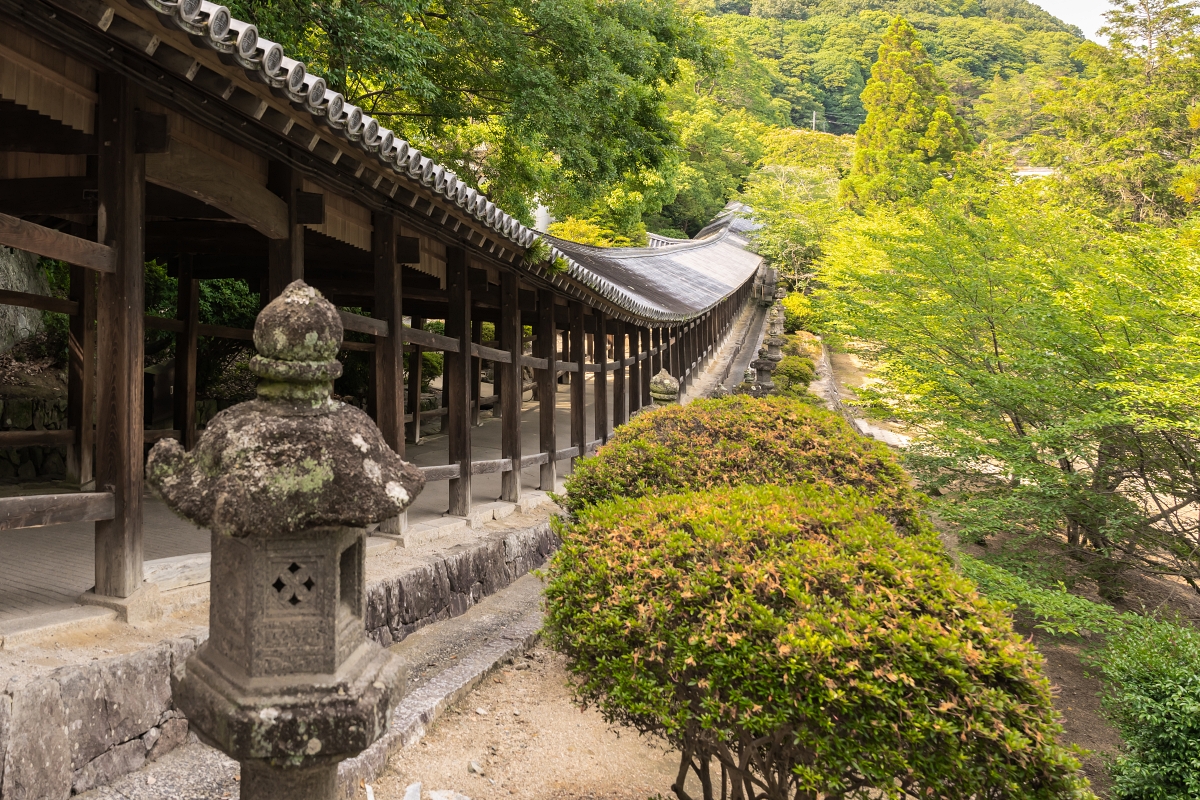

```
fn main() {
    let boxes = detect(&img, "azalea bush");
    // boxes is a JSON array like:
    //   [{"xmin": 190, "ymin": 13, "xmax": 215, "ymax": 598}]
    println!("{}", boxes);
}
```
[
  {"xmin": 545, "ymin": 484, "xmax": 1094, "ymax": 800},
  {"xmin": 560, "ymin": 395, "xmax": 923, "ymax": 532}
]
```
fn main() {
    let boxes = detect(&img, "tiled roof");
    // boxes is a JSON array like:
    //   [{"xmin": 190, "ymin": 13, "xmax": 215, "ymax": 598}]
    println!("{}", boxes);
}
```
[{"xmin": 70, "ymin": 0, "xmax": 762, "ymax": 321}]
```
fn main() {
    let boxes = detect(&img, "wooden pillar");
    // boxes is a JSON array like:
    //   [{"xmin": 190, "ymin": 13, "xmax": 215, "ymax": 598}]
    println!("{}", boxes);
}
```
[
  {"xmin": 650, "ymin": 328, "xmax": 662, "ymax": 381},
  {"xmin": 559, "ymin": 329, "xmax": 569, "ymax": 385},
  {"xmin": 640, "ymin": 328, "xmax": 652, "ymax": 407},
  {"xmin": 569, "ymin": 302, "xmax": 586, "ymax": 467},
  {"xmin": 407, "ymin": 318, "xmax": 424, "ymax": 444},
  {"xmin": 611, "ymin": 319, "xmax": 626, "ymax": 428},
  {"xmin": 470, "ymin": 318, "xmax": 482, "ymax": 427},
  {"xmin": 500, "ymin": 272, "xmax": 522, "ymax": 502},
  {"xmin": 373, "ymin": 212, "xmax": 403, "ymax": 458},
  {"xmin": 172, "ymin": 257, "xmax": 198, "ymax": 451},
  {"xmin": 66, "ymin": 264, "xmax": 96, "ymax": 486},
  {"xmin": 267, "ymin": 162, "xmax": 304, "ymax": 299},
  {"xmin": 446, "ymin": 247, "xmax": 472, "ymax": 516},
  {"xmin": 593, "ymin": 310, "xmax": 608, "ymax": 444},
  {"xmin": 537, "ymin": 291, "xmax": 557, "ymax": 491},
  {"xmin": 628, "ymin": 325, "xmax": 641, "ymax": 417},
  {"xmin": 94, "ymin": 73, "xmax": 146, "ymax": 599}
]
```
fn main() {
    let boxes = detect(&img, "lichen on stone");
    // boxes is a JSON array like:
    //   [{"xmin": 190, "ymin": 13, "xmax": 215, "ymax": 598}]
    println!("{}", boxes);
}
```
[{"xmin": 146, "ymin": 280, "xmax": 424, "ymax": 537}]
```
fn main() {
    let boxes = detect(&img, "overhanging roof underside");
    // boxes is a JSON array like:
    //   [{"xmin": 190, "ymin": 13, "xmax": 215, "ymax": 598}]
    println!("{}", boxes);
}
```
[{"xmin": 10, "ymin": 0, "xmax": 764, "ymax": 324}]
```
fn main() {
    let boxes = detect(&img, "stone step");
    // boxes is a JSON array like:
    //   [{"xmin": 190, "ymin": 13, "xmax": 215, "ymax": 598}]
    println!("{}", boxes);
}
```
[{"xmin": 76, "ymin": 573, "xmax": 546, "ymax": 800}]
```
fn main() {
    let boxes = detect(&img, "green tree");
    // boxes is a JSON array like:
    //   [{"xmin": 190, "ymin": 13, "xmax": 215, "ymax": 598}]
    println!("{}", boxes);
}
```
[
  {"xmin": 1035, "ymin": 0, "xmax": 1200, "ymax": 223},
  {"xmin": 816, "ymin": 166, "xmax": 1200, "ymax": 596},
  {"xmin": 840, "ymin": 17, "xmax": 974, "ymax": 207}
]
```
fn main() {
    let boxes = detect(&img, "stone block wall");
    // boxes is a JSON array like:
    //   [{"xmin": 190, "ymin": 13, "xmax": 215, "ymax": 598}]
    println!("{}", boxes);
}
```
[
  {"xmin": 0, "ymin": 519, "xmax": 558, "ymax": 798},
  {"xmin": 364, "ymin": 520, "xmax": 558, "ymax": 647},
  {"xmin": 0, "ymin": 637, "xmax": 200, "ymax": 799},
  {"xmin": 0, "ymin": 396, "xmax": 69, "ymax": 481}
]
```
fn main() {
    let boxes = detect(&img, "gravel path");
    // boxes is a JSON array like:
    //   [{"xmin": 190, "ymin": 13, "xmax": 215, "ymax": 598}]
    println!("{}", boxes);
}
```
[{"xmin": 372, "ymin": 647, "xmax": 685, "ymax": 800}]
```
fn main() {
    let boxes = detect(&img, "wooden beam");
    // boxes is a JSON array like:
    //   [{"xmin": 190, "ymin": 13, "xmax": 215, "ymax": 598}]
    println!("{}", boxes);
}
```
[
  {"xmin": 0, "ymin": 99, "xmax": 97, "ymax": 154},
  {"xmin": 94, "ymin": 73, "xmax": 145, "ymax": 599},
  {"xmin": 0, "ymin": 287, "xmax": 78, "ymax": 315},
  {"xmin": 66, "ymin": 260, "xmax": 96, "ymax": 487},
  {"xmin": 470, "ymin": 342, "xmax": 512, "ymax": 363},
  {"xmin": 0, "ymin": 213, "xmax": 115, "ymax": 272},
  {"xmin": 340, "ymin": 309, "xmax": 388, "ymax": 337},
  {"xmin": 0, "ymin": 492, "xmax": 115, "ymax": 531},
  {"xmin": 0, "ymin": 430, "xmax": 75, "ymax": 446},
  {"xmin": 402, "ymin": 325, "xmax": 459, "ymax": 352},
  {"xmin": 147, "ymin": 138, "xmax": 288, "ymax": 239},
  {"xmin": 500, "ymin": 271, "xmax": 522, "ymax": 503},
  {"xmin": 173, "ymin": 257, "xmax": 198, "ymax": 450},
  {"xmin": 373, "ymin": 212, "xmax": 403, "ymax": 459},
  {"xmin": 267, "ymin": 161, "xmax": 303, "ymax": 298},
  {"xmin": 537, "ymin": 289, "xmax": 557, "ymax": 490},
  {"xmin": 446, "ymin": 245, "xmax": 472, "ymax": 516}
]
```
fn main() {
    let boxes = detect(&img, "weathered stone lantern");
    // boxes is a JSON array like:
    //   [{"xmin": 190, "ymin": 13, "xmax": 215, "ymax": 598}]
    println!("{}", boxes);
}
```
[
  {"xmin": 649, "ymin": 368, "xmax": 681, "ymax": 405},
  {"xmin": 146, "ymin": 281, "xmax": 425, "ymax": 800},
  {"xmin": 751, "ymin": 348, "xmax": 776, "ymax": 394},
  {"xmin": 765, "ymin": 334, "xmax": 785, "ymax": 363}
]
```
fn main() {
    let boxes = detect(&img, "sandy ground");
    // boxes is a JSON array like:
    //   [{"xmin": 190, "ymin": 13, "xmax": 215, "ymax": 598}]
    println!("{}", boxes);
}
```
[{"xmin": 373, "ymin": 647, "xmax": 684, "ymax": 800}]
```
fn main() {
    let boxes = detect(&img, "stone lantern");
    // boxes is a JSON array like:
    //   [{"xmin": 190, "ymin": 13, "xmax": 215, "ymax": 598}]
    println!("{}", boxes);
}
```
[
  {"xmin": 751, "ymin": 348, "xmax": 776, "ymax": 394},
  {"xmin": 649, "ymin": 368, "xmax": 680, "ymax": 405},
  {"xmin": 765, "ymin": 334, "xmax": 785, "ymax": 363},
  {"xmin": 146, "ymin": 281, "xmax": 425, "ymax": 800}
]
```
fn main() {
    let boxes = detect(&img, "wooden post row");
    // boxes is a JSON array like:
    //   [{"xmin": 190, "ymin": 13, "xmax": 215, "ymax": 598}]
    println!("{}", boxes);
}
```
[{"xmin": 569, "ymin": 302, "xmax": 586, "ymax": 467}]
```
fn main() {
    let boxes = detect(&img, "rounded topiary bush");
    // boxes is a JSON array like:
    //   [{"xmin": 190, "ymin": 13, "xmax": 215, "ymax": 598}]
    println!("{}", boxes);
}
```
[
  {"xmin": 561, "ymin": 395, "xmax": 923, "ymax": 532},
  {"xmin": 545, "ymin": 484, "xmax": 1093, "ymax": 800}
]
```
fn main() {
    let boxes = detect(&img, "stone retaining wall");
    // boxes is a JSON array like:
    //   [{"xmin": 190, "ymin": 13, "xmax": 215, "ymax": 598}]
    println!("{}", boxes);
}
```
[
  {"xmin": 365, "ymin": 520, "xmax": 557, "ymax": 646},
  {"xmin": 0, "ymin": 637, "xmax": 200, "ymax": 800},
  {"xmin": 0, "ymin": 519, "xmax": 557, "ymax": 798}
]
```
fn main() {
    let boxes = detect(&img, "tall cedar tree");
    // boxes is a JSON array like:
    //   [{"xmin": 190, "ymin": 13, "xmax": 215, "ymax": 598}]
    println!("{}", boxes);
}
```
[{"xmin": 840, "ymin": 17, "xmax": 973, "ymax": 208}]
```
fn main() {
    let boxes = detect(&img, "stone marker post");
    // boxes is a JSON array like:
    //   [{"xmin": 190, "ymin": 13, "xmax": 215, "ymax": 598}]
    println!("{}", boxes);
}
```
[{"xmin": 146, "ymin": 281, "xmax": 425, "ymax": 800}]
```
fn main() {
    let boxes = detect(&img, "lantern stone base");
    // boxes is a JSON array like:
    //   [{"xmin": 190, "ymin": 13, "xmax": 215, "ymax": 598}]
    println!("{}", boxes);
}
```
[{"xmin": 173, "ymin": 640, "xmax": 405, "ymax": 768}]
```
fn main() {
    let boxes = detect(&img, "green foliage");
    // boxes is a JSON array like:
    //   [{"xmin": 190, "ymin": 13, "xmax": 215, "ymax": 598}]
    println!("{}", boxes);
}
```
[
  {"xmin": 1035, "ymin": 0, "xmax": 1200, "ymax": 223},
  {"xmin": 779, "ymin": 292, "xmax": 811, "ymax": 332},
  {"xmin": 560, "ymin": 395, "xmax": 924, "ymax": 531},
  {"xmin": 815, "ymin": 166, "xmax": 1200, "ymax": 593},
  {"xmin": 773, "ymin": 354, "xmax": 815, "ymax": 396},
  {"xmin": 231, "ymin": 0, "xmax": 708, "ymax": 222},
  {"xmin": 545, "ymin": 483, "xmax": 1093, "ymax": 799},
  {"xmin": 841, "ymin": 17, "xmax": 975, "ymax": 207},
  {"xmin": 1101, "ymin": 618, "xmax": 1200, "ymax": 799},
  {"xmin": 963, "ymin": 556, "xmax": 1200, "ymax": 798}
]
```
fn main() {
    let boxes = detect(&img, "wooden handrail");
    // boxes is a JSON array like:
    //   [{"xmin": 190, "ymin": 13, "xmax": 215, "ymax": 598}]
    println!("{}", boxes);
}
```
[
  {"xmin": 339, "ymin": 310, "xmax": 388, "ymax": 337},
  {"xmin": 0, "ymin": 213, "xmax": 115, "ymax": 273},
  {"xmin": 402, "ymin": 325, "xmax": 460, "ymax": 353},
  {"xmin": 0, "ymin": 492, "xmax": 115, "ymax": 531},
  {"xmin": 0, "ymin": 289, "xmax": 79, "ymax": 315},
  {"xmin": 0, "ymin": 430, "xmax": 74, "ymax": 446},
  {"xmin": 470, "ymin": 342, "xmax": 512, "ymax": 363}
]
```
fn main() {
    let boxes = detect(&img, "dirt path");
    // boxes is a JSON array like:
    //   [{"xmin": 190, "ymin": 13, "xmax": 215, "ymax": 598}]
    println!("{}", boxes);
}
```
[{"xmin": 373, "ymin": 647, "xmax": 683, "ymax": 800}]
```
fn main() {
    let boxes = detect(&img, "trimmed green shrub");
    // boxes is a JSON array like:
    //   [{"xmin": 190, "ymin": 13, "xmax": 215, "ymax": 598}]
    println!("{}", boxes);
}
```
[
  {"xmin": 773, "ymin": 355, "xmax": 816, "ymax": 396},
  {"xmin": 545, "ymin": 484, "xmax": 1093, "ymax": 800},
  {"xmin": 561, "ymin": 395, "xmax": 924, "ymax": 532}
]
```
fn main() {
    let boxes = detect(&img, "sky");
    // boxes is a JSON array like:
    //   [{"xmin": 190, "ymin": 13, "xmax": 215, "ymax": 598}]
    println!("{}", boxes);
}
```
[{"xmin": 1033, "ymin": 0, "xmax": 1110, "ymax": 41}]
